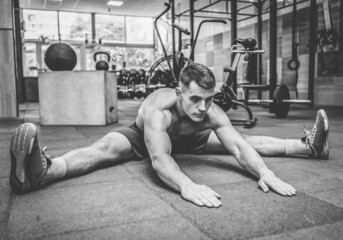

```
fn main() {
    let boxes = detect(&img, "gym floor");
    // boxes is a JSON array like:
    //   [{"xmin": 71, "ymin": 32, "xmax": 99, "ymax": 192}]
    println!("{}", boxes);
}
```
[{"xmin": 1, "ymin": 101, "xmax": 343, "ymax": 240}]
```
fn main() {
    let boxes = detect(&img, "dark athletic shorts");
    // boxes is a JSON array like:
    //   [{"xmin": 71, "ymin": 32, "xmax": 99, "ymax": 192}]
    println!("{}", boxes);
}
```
[{"xmin": 113, "ymin": 122, "xmax": 212, "ymax": 159}]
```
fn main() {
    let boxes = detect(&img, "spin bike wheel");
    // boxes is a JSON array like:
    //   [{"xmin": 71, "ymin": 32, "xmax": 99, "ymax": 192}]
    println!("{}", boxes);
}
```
[{"xmin": 146, "ymin": 55, "xmax": 191, "ymax": 96}]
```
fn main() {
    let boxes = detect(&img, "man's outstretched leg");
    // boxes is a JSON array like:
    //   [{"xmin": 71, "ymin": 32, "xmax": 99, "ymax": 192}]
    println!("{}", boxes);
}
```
[
  {"xmin": 9, "ymin": 123, "xmax": 135, "ymax": 194},
  {"xmin": 204, "ymin": 109, "xmax": 329, "ymax": 159}
]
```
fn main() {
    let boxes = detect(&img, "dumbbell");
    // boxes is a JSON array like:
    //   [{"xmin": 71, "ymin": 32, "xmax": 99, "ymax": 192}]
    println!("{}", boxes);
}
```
[{"xmin": 134, "ymin": 84, "xmax": 146, "ymax": 99}]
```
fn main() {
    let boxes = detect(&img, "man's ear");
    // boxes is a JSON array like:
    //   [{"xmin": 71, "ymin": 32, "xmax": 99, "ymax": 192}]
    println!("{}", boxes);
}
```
[{"xmin": 175, "ymin": 87, "xmax": 182, "ymax": 100}]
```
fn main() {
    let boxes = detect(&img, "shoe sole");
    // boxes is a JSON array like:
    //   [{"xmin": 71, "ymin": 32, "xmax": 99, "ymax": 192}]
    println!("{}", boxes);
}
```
[
  {"xmin": 318, "ymin": 109, "xmax": 329, "ymax": 160},
  {"xmin": 9, "ymin": 123, "xmax": 37, "ymax": 186}
]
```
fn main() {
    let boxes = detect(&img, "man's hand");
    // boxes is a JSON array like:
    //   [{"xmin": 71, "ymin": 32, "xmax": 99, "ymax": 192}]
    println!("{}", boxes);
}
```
[
  {"xmin": 181, "ymin": 183, "xmax": 222, "ymax": 207},
  {"xmin": 258, "ymin": 170, "xmax": 296, "ymax": 196}
]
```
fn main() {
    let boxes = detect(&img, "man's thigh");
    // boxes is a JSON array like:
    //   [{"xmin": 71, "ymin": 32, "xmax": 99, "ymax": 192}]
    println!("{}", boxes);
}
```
[
  {"xmin": 91, "ymin": 132, "xmax": 136, "ymax": 162},
  {"xmin": 203, "ymin": 131, "xmax": 229, "ymax": 154}
]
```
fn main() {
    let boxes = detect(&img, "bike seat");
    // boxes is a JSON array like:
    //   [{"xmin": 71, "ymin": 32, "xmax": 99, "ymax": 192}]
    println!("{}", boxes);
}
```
[{"xmin": 234, "ymin": 38, "xmax": 257, "ymax": 50}]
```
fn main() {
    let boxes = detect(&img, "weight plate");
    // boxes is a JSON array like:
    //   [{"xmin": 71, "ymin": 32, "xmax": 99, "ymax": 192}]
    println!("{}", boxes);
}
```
[
  {"xmin": 273, "ymin": 85, "xmax": 290, "ymax": 118},
  {"xmin": 213, "ymin": 92, "xmax": 233, "ymax": 112},
  {"xmin": 287, "ymin": 59, "xmax": 300, "ymax": 70}
]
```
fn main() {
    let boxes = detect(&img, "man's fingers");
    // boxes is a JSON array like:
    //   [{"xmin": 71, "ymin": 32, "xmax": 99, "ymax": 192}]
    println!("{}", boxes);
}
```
[
  {"xmin": 269, "ymin": 180, "xmax": 297, "ymax": 196},
  {"xmin": 202, "ymin": 192, "xmax": 222, "ymax": 208},
  {"xmin": 198, "ymin": 196, "xmax": 215, "ymax": 208},
  {"xmin": 181, "ymin": 184, "xmax": 222, "ymax": 208},
  {"xmin": 285, "ymin": 184, "xmax": 297, "ymax": 196},
  {"xmin": 209, "ymin": 189, "xmax": 222, "ymax": 199},
  {"xmin": 188, "ymin": 196, "xmax": 204, "ymax": 207},
  {"xmin": 274, "ymin": 180, "xmax": 296, "ymax": 196},
  {"xmin": 258, "ymin": 180, "xmax": 269, "ymax": 193}
]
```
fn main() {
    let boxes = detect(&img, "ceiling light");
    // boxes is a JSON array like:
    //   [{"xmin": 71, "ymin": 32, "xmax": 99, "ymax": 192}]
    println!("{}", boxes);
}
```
[{"xmin": 107, "ymin": 1, "xmax": 123, "ymax": 7}]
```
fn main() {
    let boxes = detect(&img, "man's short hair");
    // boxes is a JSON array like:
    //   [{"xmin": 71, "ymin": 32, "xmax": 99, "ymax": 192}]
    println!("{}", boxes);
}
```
[{"xmin": 179, "ymin": 63, "xmax": 216, "ymax": 90}]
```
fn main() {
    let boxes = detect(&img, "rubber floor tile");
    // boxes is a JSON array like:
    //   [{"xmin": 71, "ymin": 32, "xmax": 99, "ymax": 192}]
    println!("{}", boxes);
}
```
[
  {"xmin": 156, "ymin": 182, "xmax": 343, "ymax": 240},
  {"xmin": 7, "ymin": 180, "xmax": 177, "ymax": 239},
  {"xmin": 34, "ymin": 215, "xmax": 211, "ymax": 240},
  {"xmin": 254, "ymin": 220, "xmax": 343, "ymax": 240},
  {"xmin": 123, "ymin": 156, "xmax": 255, "ymax": 194}
]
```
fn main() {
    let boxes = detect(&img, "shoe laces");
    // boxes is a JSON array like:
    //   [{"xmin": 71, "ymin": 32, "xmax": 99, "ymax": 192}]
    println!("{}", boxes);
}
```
[
  {"xmin": 302, "ymin": 125, "xmax": 317, "ymax": 147},
  {"xmin": 41, "ymin": 146, "xmax": 52, "ymax": 167}
]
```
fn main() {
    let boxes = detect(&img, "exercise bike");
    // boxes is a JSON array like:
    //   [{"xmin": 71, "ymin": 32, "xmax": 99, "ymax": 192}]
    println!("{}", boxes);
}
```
[
  {"xmin": 146, "ymin": 2, "xmax": 226, "ymax": 95},
  {"xmin": 213, "ymin": 38, "xmax": 263, "ymax": 128}
]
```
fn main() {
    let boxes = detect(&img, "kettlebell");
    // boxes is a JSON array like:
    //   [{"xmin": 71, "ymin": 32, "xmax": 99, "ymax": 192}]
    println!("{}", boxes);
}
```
[{"xmin": 93, "ymin": 51, "xmax": 111, "ymax": 71}]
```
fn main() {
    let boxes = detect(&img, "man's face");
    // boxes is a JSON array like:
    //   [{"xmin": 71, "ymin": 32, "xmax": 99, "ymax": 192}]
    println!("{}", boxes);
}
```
[{"xmin": 178, "ymin": 81, "xmax": 215, "ymax": 122}]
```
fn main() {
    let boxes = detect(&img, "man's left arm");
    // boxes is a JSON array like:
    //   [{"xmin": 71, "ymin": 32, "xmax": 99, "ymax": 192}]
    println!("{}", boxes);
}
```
[{"xmin": 211, "ymin": 107, "xmax": 296, "ymax": 196}]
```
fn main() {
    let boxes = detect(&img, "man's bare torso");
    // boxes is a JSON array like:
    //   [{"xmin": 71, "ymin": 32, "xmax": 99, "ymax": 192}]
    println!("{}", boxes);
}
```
[{"xmin": 135, "ymin": 88, "xmax": 214, "ymax": 141}]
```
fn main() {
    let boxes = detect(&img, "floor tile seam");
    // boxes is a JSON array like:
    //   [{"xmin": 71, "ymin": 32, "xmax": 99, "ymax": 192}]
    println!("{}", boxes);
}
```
[
  {"xmin": 309, "ymin": 186, "xmax": 343, "ymax": 193},
  {"xmin": 305, "ymin": 190, "xmax": 343, "ymax": 209},
  {"xmin": 301, "ymin": 191, "xmax": 343, "ymax": 212},
  {"xmin": 245, "ymin": 230, "xmax": 296, "ymax": 240},
  {"xmin": 18, "ymin": 214, "xmax": 180, "ymax": 240},
  {"xmin": 121, "ymin": 164, "xmax": 216, "ymax": 240},
  {"xmin": 73, "ymin": 127, "xmax": 90, "ymax": 138},
  {"xmin": 31, "ymin": 178, "xmax": 135, "ymax": 192},
  {"xmin": 2, "ymin": 193, "xmax": 14, "ymax": 239},
  {"xmin": 246, "ymin": 219, "xmax": 343, "ymax": 240}
]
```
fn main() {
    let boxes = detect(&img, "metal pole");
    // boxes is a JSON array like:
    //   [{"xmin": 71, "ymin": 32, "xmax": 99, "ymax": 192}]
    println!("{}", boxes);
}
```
[
  {"xmin": 57, "ymin": 11, "xmax": 61, "ymax": 42},
  {"xmin": 170, "ymin": 0, "xmax": 175, "ymax": 57},
  {"xmin": 269, "ymin": 0, "xmax": 277, "ymax": 112},
  {"xmin": 13, "ymin": 0, "xmax": 24, "ymax": 104},
  {"xmin": 91, "ymin": 13, "xmax": 96, "ymax": 43},
  {"xmin": 231, "ymin": 0, "xmax": 237, "ymax": 95},
  {"xmin": 170, "ymin": 0, "xmax": 176, "ymax": 76},
  {"xmin": 257, "ymin": 0, "xmax": 263, "ymax": 99},
  {"xmin": 308, "ymin": 0, "xmax": 317, "ymax": 106},
  {"xmin": 189, "ymin": 0, "xmax": 195, "ymax": 60},
  {"xmin": 340, "ymin": 0, "xmax": 343, "ymax": 76}
]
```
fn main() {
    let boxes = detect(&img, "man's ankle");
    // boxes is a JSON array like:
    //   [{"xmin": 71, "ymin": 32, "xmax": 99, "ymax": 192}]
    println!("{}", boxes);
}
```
[
  {"xmin": 285, "ymin": 139, "xmax": 312, "ymax": 156},
  {"xmin": 41, "ymin": 157, "xmax": 67, "ymax": 183}
]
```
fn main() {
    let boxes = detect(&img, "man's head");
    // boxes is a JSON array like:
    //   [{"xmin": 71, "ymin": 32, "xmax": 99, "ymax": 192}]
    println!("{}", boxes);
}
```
[
  {"xmin": 176, "ymin": 63, "xmax": 216, "ymax": 122},
  {"xmin": 179, "ymin": 63, "xmax": 216, "ymax": 90}
]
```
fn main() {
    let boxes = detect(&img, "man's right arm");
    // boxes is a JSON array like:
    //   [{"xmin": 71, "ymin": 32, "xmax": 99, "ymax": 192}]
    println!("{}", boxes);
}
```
[{"xmin": 143, "ymin": 109, "xmax": 221, "ymax": 207}]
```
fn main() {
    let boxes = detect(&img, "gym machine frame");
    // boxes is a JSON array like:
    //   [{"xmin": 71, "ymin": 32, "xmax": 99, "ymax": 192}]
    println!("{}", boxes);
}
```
[
  {"xmin": 146, "ymin": 3, "xmax": 226, "ymax": 94},
  {"xmin": 214, "ymin": 38, "xmax": 312, "ymax": 119},
  {"xmin": 178, "ymin": 0, "xmax": 316, "ymax": 112},
  {"xmin": 145, "ymin": 2, "xmax": 191, "ymax": 94}
]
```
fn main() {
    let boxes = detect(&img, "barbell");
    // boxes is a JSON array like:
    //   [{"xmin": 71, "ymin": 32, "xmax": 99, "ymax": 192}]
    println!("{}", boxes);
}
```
[{"xmin": 214, "ymin": 85, "xmax": 311, "ymax": 118}]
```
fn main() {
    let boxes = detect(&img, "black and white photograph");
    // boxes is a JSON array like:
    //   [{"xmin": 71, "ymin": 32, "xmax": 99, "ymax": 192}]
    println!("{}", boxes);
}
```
[{"xmin": 0, "ymin": 0, "xmax": 342, "ymax": 239}]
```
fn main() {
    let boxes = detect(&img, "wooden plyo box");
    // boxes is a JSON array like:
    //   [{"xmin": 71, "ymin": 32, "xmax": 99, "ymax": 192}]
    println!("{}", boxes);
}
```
[{"xmin": 39, "ymin": 71, "xmax": 118, "ymax": 125}]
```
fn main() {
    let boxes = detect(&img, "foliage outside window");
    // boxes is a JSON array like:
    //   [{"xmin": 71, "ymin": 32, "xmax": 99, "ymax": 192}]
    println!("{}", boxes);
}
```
[
  {"xmin": 59, "ymin": 12, "xmax": 91, "ymax": 41},
  {"xmin": 23, "ymin": 10, "xmax": 58, "ymax": 40},
  {"xmin": 21, "ymin": 10, "xmax": 156, "ymax": 73},
  {"xmin": 127, "ymin": 48, "xmax": 154, "ymax": 70},
  {"xmin": 96, "ymin": 14, "xmax": 125, "ymax": 42},
  {"xmin": 126, "ymin": 17, "xmax": 154, "ymax": 44}
]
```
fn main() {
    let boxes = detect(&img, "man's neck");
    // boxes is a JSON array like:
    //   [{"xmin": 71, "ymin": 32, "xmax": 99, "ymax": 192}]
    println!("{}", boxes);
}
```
[{"xmin": 175, "ymin": 100, "xmax": 189, "ymax": 122}]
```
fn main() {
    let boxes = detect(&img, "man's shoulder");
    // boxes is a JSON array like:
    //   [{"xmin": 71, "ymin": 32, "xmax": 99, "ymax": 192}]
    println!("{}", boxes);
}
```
[
  {"xmin": 206, "ymin": 103, "xmax": 231, "ymax": 126},
  {"xmin": 141, "ymin": 89, "xmax": 176, "ymax": 112},
  {"xmin": 139, "ymin": 94, "xmax": 174, "ymax": 129}
]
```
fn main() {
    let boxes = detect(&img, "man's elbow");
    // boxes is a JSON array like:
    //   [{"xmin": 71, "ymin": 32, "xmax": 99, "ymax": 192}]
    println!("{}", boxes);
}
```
[
  {"xmin": 150, "ymin": 154, "xmax": 165, "ymax": 172},
  {"xmin": 232, "ymin": 147, "xmax": 246, "ymax": 168}
]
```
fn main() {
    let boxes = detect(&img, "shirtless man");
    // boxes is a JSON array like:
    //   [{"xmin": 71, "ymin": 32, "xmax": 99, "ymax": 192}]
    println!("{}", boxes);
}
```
[{"xmin": 9, "ymin": 63, "xmax": 329, "ymax": 208}]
